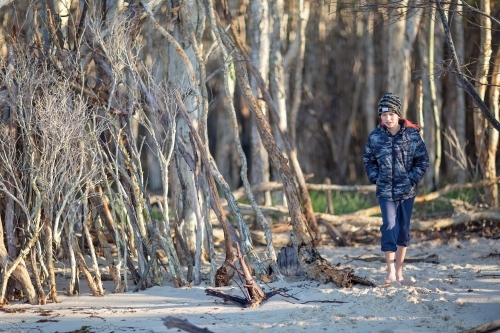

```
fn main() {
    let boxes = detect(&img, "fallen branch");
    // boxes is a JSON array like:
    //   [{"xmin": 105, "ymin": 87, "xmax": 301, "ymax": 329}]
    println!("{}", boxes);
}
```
[
  {"xmin": 317, "ymin": 218, "xmax": 350, "ymax": 246},
  {"xmin": 162, "ymin": 316, "xmax": 214, "ymax": 333},
  {"xmin": 251, "ymin": 230, "xmax": 292, "ymax": 247},
  {"xmin": 460, "ymin": 318, "xmax": 500, "ymax": 333},
  {"xmin": 344, "ymin": 254, "xmax": 439, "ymax": 264}
]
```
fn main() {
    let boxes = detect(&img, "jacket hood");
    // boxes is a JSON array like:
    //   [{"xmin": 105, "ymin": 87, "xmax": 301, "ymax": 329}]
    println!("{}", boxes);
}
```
[
  {"xmin": 403, "ymin": 119, "xmax": 421, "ymax": 131},
  {"xmin": 379, "ymin": 118, "xmax": 421, "ymax": 132}
]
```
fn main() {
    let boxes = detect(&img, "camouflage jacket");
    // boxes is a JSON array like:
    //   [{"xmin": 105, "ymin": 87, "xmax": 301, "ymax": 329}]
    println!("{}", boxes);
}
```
[{"xmin": 363, "ymin": 119, "xmax": 429, "ymax": 201}]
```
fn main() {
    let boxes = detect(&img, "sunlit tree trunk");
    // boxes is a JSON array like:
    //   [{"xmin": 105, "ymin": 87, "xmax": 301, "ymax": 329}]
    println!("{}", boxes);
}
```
[
  {"xmin": 485, "ymin": 46, "xmax": 500, "ymax": 207},
  {"xmin": 387, "ymin": 0, "xmax": 421, "ymax": 116},
  {"xmin": 428, "ymin": 7, "xmax": 442, "ymax": 188},
  {"xmin": 53, "ymin": 0, "xmax": 71, "ymax": 48},
  {"xmin": 362, "ymin": 11, "xmax": 376, "ymax": 134},
  {"xmin": 269, "ymin": 0, "xmax": 287, "ymax": 206},
  {"xmin": 249, "ymin": 0, "xmax": 271, "ymax": 207},
  {"xmin": 168, "ymin": 0, "xmax": 202, "ymax": 257},
  {"xmin": 289, "ymin": 0, "xmax": 310, "ymax": 146},
  {"xmin": 473, "ymin": 0, "xmax": 496, "ymax": 207},
  {"xmin": 418, "ymin": 14, "xmax": 436, "ymax": 190}
]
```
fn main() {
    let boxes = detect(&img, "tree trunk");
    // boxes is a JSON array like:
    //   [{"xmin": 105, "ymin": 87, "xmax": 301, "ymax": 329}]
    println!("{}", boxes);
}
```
[
  {"xmin": 417, "ymin": 15, "xmax": 436, "ymax": 191},
  {"xmin": 44, "ymin": 224, "xmax": 58, "ymax": 303},
  {"xmin": 485, "ymin": 46, "xmax": 500, "ymax": 207},
  {"xmin": 387, "ymin": 0, "xmax": 422, "ymax": 116},
  {"xmin": 427, "ymin": 8, "xmax": 442, "ymax": 188},
  {"xmin": 473, "ymin": 0, "xmax": 496, "ymax": 207},
  {"xmin": 289, "ymin": 0, "xmax": 310, "ymax": 146},
  {"xmin": 362, "ymin": 11, "xmax": 376, "ymax": 134},
  {"xmin": 0, "ymin": 209, "xmax": 39, "ymax": 305},
  {"xmin": 249, "ymin": 0, "xmax": 272, "ymax": 208},
  {"xmin": 269, "ymin": 0, "xmax": 287, "ymax": 206}
]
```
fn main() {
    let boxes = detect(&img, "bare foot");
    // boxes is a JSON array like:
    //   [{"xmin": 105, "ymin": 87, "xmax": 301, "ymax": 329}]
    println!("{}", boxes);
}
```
[
  {"xmin": 381, "ymin": 274, "xmax": 397, "ymax": 285},
  {"xmin": 398, "ymin": 277, "xmax": 416, "ymax": 286}
]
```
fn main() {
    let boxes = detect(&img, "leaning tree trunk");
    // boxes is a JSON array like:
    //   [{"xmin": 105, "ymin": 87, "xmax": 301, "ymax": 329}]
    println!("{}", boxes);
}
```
[
  {"xmin": 443, "ymin": 1, "xmax": 467, "ymax": 183},
  {"xmin": 219, "ymin": 26, "xmax": 356, "ymax": 287},
  {"xmin": 0, "ymin": 213, "xmax": 38, "ymax": 305}
]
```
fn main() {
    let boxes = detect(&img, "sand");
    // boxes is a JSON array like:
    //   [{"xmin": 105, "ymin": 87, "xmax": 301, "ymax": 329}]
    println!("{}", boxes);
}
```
[{"xmin": 1, "ymin": 237, "xmax": 499, "ymax": 333}]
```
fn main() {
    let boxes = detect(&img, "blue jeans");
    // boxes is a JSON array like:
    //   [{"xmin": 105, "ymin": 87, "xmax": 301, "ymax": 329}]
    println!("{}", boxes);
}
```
[{"xmin": 378, "ymin": 197, "xmax": 415, "ymax": 252}]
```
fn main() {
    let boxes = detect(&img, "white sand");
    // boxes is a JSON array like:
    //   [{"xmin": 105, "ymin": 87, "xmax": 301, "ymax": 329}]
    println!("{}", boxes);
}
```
[{"xmin": 1, "ymin": 237, "xmax": 499, "ymax": 333}]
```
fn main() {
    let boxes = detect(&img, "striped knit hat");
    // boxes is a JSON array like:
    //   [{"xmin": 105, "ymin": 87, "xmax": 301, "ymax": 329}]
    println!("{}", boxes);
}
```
[{"xmin": 378, "ymin": 93, "xmax": 402, "ymax": 117}]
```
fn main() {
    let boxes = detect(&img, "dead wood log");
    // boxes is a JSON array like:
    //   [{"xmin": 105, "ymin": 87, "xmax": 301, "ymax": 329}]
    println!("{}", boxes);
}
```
[
  {"xmin": 204, "ymin": 288, "xmax": 249, "ymax": 306},
  {"xmin": 162, "ymin": 316, "xmax": 214, "ymax": 333},
  {"xmin": 411, "ymin": 211, "xmax": 500, "ymax": 231},
  {"xmin": 250, "ymin": 230, "xmax": 292, "ymax": 247},
  {"xmin": 316, "ymin": 213, "xmax": 381, "ymax": 228},
  {"xmin": 317, "ymin": 218, "xmax": 349, "ymax": 246},
  {"xmin": 318, "ymin": 210, "xmax": 500, "ymax": 232},
  {"xmin": 460, "ymin": 318, "xmax": 500, "ymax": 333}
]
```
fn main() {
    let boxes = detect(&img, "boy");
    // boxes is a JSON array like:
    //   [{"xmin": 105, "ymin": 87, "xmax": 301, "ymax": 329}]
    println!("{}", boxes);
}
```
[{"xmin": 363, "ymin": 93, "xmax": 429, "ymax": 285}]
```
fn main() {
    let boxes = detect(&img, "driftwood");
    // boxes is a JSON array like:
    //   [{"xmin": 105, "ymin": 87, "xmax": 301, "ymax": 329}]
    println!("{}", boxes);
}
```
[
  {"xmin": 275, "ymin": 246, "xmax": 375, "ymax": 287},
  {"xmin": 460, "ymin": 318, "xmax": 500, "ymax": 333},
  {"xmin": 162, "ymin": 316, "xmax": 214, "ymax": 333}
]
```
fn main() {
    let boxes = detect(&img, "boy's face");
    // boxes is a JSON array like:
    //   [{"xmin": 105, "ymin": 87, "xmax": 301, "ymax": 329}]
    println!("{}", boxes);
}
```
[{"xmin": 380, "ymin": 112, "xmax": 400, "ymax": 129}]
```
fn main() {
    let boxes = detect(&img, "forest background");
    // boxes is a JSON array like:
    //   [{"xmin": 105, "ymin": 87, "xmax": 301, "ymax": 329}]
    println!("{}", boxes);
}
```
[{"xmin": 0, "ymin": 0, "xmax": 499, "ymax": 308}]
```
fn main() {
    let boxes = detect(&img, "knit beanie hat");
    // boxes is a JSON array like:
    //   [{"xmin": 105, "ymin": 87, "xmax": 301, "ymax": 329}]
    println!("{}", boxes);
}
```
[{"xmin": 378, "ymin": 93, "xmax": 402, "ymax": 117}]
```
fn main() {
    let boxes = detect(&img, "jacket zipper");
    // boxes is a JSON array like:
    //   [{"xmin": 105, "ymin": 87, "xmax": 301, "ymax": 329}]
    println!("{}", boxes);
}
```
[{"xmin": 391, "ymin": 134, "xmax": 395, "ymax": 200}]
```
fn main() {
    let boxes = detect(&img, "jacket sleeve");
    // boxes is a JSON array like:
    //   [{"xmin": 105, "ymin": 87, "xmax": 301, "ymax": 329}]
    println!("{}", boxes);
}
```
[
  {"xmin": 408, "ymin": 135, "xmax": 429, "ymax": 185},
  {"xmin": 363, "ymin": 136, "xmax": 379, "ymax": 184}
]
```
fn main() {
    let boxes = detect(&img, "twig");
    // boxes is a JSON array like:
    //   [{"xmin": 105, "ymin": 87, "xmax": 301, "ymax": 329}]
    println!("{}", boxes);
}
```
[{"xmin": 281, "ymin": 299, "xmax": 346, "ymax": 305}]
